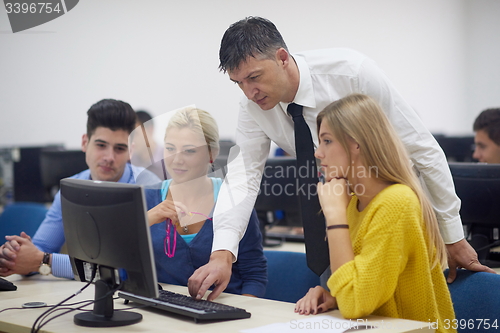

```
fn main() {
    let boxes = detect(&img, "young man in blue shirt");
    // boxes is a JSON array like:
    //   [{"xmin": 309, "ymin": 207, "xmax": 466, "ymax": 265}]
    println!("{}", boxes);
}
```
[{"xmin": 0, "ymin": 99, "xmax": 142, "ymax": 278}]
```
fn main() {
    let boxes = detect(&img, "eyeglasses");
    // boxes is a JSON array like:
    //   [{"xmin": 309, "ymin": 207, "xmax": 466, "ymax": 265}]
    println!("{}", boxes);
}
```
[{"xmin": 164, "ymin": 212, "xmax": 212, "ymax": 258}]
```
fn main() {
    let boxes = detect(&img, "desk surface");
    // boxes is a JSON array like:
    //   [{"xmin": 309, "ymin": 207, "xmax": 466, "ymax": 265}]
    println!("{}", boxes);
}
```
[{"xmin": 0, "ymin": 275, "xmax": 434, "ymax": 333}]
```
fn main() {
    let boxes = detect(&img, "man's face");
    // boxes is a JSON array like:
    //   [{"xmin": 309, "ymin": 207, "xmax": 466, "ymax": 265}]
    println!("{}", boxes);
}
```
[
  {"xmin": 228, "ymin": 50, "xmax": 293, "ymax": 110},
  {"xmin": 473, "ymin": 129, "xmax": 500, "ymax": 163},
  {"xmin": 81, "ymin": 126, "xmax": 130, "ymax": 181}
]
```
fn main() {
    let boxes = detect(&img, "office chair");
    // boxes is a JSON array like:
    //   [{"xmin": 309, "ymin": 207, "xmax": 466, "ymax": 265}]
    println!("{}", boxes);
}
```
[
  {"xmin": 263, "ymin": 250, "xmax": 320, "ymax": 303},
  {"xmin": 0, "ymin": 202, "xmax": 48, "ymax": 239},
  {"xmin": 445, "ymin": 270, "xmax": 500, "ymax": 332}
]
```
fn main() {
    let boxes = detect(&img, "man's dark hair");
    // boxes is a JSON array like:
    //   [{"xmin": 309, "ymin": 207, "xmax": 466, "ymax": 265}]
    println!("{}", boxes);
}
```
[
  {"xmin": 473, "ymin": 108, "xmax": 500, "ymax": 145},
  {"xmin": 219, "ymin": 16, "xmax": 288, "ymax": 73},
  {"xmin": 86, "ymin": 99, "xmax": 137, "ymax": 138}
]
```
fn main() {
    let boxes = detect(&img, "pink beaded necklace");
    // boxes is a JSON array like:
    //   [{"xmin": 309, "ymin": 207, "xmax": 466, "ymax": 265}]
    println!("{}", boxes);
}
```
[{"xmin": 164, "ymin": 212, "xmax": 212, "ymax": 258}]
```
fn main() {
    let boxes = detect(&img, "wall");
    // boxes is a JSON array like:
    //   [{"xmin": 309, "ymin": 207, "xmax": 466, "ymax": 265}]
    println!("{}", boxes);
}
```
[{"xmin": 0, "ymin": 0, "xmax": 498, "ymax": 149}]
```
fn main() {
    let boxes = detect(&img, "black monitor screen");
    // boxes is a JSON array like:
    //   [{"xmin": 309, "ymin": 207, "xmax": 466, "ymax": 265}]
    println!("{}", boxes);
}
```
[
  {"xmin": 41, "ymin": 150, "xmax": 87, "ymax": 199},
  {"xmin": 449, "ymin": 162, "xmax": 500, "ymax": 227},
  {"xmin": 60, "ymin": 178, "xmax": 158, "ymax": 327},
  {"xmin": 255, "ymin": 157, "xmax": 302, "ymax": 228}
]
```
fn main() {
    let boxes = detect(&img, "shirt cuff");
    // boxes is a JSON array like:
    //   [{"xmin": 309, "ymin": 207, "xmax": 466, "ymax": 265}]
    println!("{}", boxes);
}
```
[
  {"xmin": 212, "ymin": 229, "xmax": 240, "ymax": 263},
  {"xmin": 51, "ymin": 253, "xmax": 75, "ymax": 279},
  {"xmin": 438, "ymin": 215, "xmax": 465, "ymax": 244}
]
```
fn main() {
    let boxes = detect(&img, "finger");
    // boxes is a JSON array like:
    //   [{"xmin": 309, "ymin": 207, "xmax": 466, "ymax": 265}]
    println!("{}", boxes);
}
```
[
  {"xmin": 5, "ymin": 235, "xmax": 28, "ymax": 245},
  {"xmin": 302, "ymin": 298, "xmax": 313, "ymax": 315},
  {"xmin": 0, "ymin": 258, "xmax": 15, "ymax": 269},
  {"xmin": 294, "ymin": 299, "xmax": 302, "ymax": 313},
  {"xmin": 317, "ymin": 304, "xmax": 329, "ymax": 314},
  {"xmin": 169, "ymin": 215, "xmax": 180, "ymax": 227},
  {"xmin": 1, "ymin": 247, "xmax": 17, "ymax": 260},
  {"xmin": 187, "ymin": 269, "xmax": 207, "ymax": 298},
  {"xmin": 207, "ymin": 281, "xmax": 228, "ymax": 302},
  {"xmin": 310, "ymin": 296, "xmax": 319, "ymax": 315},
  {"xmin": 447, "ymin": 265, "xmax": 457, "ymax": 283},
  {"xmin": 20, "ymin": 232, "xmax": 31, "ymax": 240},
  {"xmin": 0, "ymin": 269, "xmax": 13, "ymax": 277},
  {"xmin": 4, "ymin": 240, "xmax": 21, "ymax": 252},
  {"xmin": 173, "ymin": 202, "xmax": 190, "ymax": 217},
  {"xmin": 468, "ymin": 261, "xmax": 497, "ymax": 274},
  {"xmin": 196, "ymin": 275, "xmax": 217, "ymax": 300}
]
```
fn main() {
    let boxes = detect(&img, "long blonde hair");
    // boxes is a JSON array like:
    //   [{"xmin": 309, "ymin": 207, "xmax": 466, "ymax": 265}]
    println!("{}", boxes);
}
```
[{"xmin": 317, "ymin": 94, "xmax": 447, "ymax": 269}]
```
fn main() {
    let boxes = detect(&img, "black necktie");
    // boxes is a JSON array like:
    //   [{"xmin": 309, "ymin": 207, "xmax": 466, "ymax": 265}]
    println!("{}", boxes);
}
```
[{"xmin": 287, "ymin": 103, "xmax": 329, "ymax": 276}]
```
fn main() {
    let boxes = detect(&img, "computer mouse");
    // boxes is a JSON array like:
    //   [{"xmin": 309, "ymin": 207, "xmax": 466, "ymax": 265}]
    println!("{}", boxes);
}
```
[{"xmin": 0, "ymin": 277, "xmax": 17, "ymax": 291}]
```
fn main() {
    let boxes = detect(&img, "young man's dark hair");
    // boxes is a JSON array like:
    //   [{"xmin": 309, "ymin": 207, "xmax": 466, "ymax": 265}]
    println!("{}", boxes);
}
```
[
  {"xmin": 473, "ymin": 108, "xmax": 500, "ymax": 145},
  {"xmin": 218, "ymin": 16, "xmax": 288, "ymax": 73},
  {"xmin": 86, "ymin": 99, "xmax": 137, "ymax": 138}
]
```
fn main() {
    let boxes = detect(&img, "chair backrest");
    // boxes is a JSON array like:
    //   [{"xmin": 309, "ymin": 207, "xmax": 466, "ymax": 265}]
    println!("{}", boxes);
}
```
[
  {"xmin": 263, "ymin": 250, "xmax": 320, "ymax": 303},
  {"xmin": 0, "ymin": 202, "xmax": 48, "ymax": 239},
  {"xmin": 445, "ymin": 270, "xmax": 500, "ymax": 332}
]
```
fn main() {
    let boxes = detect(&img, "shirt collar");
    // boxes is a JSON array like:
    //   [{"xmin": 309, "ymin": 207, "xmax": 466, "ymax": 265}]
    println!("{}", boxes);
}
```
[
  {"xmin": 279, "ymin": 54, "xmax": 316, "ymax": 114},
  {"xmin": 87, "ymin": 163, "xmax": 132, "ymax": 183},
  {"xmin": 118, "ymin": 163, "xmax": 133, "ymax": 183}
]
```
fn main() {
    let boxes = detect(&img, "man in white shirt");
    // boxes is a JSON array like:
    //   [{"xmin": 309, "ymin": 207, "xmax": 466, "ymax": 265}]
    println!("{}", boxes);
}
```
[{"xmin": 188, "ymin": 16, "xmax": 494, "ymax": 301}]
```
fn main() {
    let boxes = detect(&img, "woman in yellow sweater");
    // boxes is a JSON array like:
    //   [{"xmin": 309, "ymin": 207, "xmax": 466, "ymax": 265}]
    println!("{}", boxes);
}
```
[{"xmin": 295, "ymin": 94, "xmax": 456, "ymax": 332}]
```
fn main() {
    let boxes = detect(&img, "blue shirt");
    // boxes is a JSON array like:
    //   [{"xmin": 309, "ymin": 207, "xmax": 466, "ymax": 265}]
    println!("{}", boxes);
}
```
[
  {"xmin": 145, "ymin": 178, "xmax": 267, "ymax": 297},
  {"xmin": 32, "ymin": 163, "xmax": 137, "ymax": 279}
]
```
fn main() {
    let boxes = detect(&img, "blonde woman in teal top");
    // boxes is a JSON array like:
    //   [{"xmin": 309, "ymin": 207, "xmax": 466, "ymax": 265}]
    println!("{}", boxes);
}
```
[{"xmin": 144, "ymin": 107, "xmax": 267, "ymax": 298}]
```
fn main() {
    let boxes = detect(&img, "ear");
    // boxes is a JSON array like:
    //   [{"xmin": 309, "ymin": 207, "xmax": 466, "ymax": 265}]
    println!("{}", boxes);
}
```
[
  {"xmin": 276, "ymin": 48, "xmax": 290, "ymax": 67},
  {"xmin": 348, "ymin": 139, "xmax": 360, "ymax": 160},
  {"xmin": 81, "ymin": 134, "xmax": 89, "ymax": 153},
  {"xmin": 209, "ymin": 147, "xmax": 220, "ymax": 164}
]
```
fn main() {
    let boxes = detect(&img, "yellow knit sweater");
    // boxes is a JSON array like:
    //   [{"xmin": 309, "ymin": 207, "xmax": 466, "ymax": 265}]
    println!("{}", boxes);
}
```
[{"xmin": 327, "ymin": 184, "xmax": 456, "ymax": 333}]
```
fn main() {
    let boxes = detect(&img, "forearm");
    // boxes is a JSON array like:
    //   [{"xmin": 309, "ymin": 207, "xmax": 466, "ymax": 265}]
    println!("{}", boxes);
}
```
[{"xmin": 325, "ymin": 212, "xmax": 354, "ymax": 273}]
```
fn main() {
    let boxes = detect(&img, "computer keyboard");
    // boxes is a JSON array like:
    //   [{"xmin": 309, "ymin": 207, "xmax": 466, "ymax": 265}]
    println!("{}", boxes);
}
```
[{"xmin": 118, "ymin": 289, "xmax": 251, "ymax": 322}]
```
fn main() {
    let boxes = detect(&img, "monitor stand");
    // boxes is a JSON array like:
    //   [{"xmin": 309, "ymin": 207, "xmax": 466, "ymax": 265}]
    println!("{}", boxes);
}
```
[{"xmin": 74, "ymin": 279, "xmax": 142, "ymax": 327}]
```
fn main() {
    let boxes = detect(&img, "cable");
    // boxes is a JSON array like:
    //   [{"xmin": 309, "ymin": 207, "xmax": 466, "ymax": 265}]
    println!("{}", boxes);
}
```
[
  {"xmin": 31, "ymin": 265, "xmax": 97, "ymax": 333},
  {"xmin": 0, "ymin": 307, "xmax": 26, "ymax": 315},
  {"xmin": 33, "ymin": 279, "xmax": 125, "ymax": 332},
  {"xmin": 35, "ymin": 282, "xmax": 124, "ymax": 332}
]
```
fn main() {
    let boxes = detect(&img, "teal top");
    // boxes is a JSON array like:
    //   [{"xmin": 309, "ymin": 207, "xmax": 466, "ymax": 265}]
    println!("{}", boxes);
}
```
[{"xmin": 160, "ymin": 178, "xmax": 220, "ymax": 244}]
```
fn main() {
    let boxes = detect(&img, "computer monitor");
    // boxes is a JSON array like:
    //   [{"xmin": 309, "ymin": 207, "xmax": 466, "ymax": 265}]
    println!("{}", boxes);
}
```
[
  {"xmin": 255, "ymin": 157, "xmax": 303, "ymax": 243},
  {"xmin": 13, "ymin": 145, "xmax": 64, "ymax": 203},
  {"xmin": 40, "ymin": 150, "xmax": 87, "ymax": 200},
  {"xmin": 448, "ymin": 162, "xmax": 500, "ymax": 266},
  {"xmin": 60, "ymin": 178, "xmax": 158, "ymax": 327},
  {"xmin": 434, "ymin": 135, "xmax": 476, "ymax": 162}
]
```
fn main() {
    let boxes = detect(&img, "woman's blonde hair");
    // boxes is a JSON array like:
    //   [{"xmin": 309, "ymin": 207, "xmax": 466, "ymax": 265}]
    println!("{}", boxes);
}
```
[
  {"xmin": 165, "ymin": 106, "xmax": 220, "ymax": 162},
  {"xmin": 317, "ymin": 94, "xmax": 447, "ymax": 269}
]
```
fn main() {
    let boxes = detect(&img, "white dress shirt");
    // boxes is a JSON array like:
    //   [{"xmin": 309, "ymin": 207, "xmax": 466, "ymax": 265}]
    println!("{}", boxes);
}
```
[{"xmin": 212, "ymin": 48, "xmax": 463, "ymax": 260}]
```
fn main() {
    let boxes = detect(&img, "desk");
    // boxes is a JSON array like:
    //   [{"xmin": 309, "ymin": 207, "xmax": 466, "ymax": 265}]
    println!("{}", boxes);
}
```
[{"xmin": 0, "ymin": 275, "xmax": 434, "ymax": 333}]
